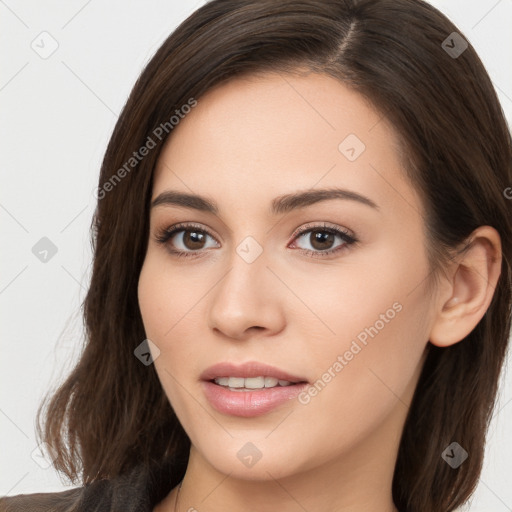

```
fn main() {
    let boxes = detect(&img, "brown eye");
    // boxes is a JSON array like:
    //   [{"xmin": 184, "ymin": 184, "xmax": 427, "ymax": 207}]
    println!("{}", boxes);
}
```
[
  {"xmin": 155, "ymin": 223, "xmax": 219, "ymax": 258},
  {"xmin": 178, "ymin": 229, "xmax": 208, "ymax": 250},
  {"xmin": 307, "ymin": 230, "xmax": 336, "ymax": 251},
  {"xmin": 290, "ymin": 223, "xmax": 358, "ymax": 258}
]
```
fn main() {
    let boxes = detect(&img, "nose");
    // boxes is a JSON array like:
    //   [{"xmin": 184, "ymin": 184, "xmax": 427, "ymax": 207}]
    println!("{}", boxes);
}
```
[{"xmin": 206, "ymin": 245, "xmax": 285, "ymax": 341}]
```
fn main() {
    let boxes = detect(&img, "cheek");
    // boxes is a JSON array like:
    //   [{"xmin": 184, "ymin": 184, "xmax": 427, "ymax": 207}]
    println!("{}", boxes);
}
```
[
  {"xmin": 138, "ymin": 255, "xmax": 190, "ymax": 340},
  {"xmin": 137, "ymin": 257, "xmax": 195, "ymax": 410},
  {"xmin": 286, "ymin": 283, "xmax": 429, "ymax": 462},
  {"xmin": 137, "ymin": 254, "xmax": 207, "ymax": 378},
  {"xmin": 291, "ymin": 241, "xmax": 431, "ymax": 401}
]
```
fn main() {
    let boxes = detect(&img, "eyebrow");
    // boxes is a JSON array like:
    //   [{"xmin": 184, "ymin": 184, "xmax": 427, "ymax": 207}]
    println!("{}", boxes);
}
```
[{"xmin": 151, "ymin": 187, "xmax": 379, "ymax": 215}]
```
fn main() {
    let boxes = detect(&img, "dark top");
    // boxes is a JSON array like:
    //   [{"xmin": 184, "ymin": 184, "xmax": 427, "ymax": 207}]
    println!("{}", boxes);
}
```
[{"xmin": 0, "ymin": 457, "xmax": 184, "ymax": 512}]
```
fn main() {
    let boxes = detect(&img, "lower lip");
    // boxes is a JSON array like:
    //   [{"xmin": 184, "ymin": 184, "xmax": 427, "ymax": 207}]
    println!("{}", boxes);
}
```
[{"xmin": 202, "ymin": 380, "xmax": 309, "ymax": 417}]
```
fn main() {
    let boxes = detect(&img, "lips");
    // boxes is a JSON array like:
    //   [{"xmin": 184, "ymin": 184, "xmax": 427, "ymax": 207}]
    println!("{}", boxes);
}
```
[
  {"xmin": 200, "ymin": 361, "xmax": 309, "ymax": 417},
  {"xmin": 200, "ymin": 361, "xmax": 308, "ymax": 384}
]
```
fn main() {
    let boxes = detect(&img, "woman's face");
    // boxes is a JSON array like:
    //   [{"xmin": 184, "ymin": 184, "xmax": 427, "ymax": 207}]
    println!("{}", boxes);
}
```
[{"xmin": 138, "ymin": 71, "xmax": 436, "ymax": 483}]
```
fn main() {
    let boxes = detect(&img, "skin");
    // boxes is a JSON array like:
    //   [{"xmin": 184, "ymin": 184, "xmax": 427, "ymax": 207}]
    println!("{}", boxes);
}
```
[{"xmin": 138, "ymin": 70, "xmax": 502, "ymax": 512}]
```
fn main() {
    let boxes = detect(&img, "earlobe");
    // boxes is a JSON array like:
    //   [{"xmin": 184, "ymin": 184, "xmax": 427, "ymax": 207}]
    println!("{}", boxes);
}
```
[{"xmin": 429, "ymin": 226, "xmax": 502, "ymax": 348}]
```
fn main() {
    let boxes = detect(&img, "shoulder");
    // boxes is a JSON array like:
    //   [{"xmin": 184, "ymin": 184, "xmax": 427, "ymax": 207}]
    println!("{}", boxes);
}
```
[
  {"xmin": 0, "ymin": 486, "xmax": 85, "ymax": 512},
  {"xmin": 0, "ymin": 477, "xmax": 138, "ymax": 512},
  {"xmin": 0, "ymin": 456, "xmax": 185, "ymax": 512},
  {"xmin": 0, "ymin": 478, "xmax": 118, "ymax": 512}
]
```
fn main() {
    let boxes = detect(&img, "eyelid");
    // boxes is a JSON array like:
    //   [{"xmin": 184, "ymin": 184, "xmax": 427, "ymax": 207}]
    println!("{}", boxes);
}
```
[
  {"xmin": 289, "ymin": 221, "xmax": 355, "ymax": 241},
  {"xmin": 154, "ymin": 221, "xmax": 219, "ymax": 246}
]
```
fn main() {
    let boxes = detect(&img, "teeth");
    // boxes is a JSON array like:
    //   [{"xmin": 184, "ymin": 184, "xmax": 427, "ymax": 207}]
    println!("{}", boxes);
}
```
[
  {"xmin": 213, "ymin": 376, "xmax": 293, "ymax": 388},
  {"xmin": 228, "ymin": 377, "xmax": 245, "ymax": 388},
  {"xmin": 264, "ymin": 376, "xmax": 279, "ymax": 387},
  {"xmin": 245, "ymin": 377, "xmax": 265, "ymax": 389}
]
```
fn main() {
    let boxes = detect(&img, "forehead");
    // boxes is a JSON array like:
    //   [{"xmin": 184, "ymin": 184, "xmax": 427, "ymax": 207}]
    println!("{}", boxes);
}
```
[{"xmin": 152, "ymin": 71, "xmax": 421, "ymax": 220}]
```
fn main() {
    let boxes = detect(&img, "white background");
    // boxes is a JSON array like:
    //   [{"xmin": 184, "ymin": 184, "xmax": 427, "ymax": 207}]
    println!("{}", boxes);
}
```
[{"xmin": 1, "ymin": 1, "xmax": 511, "ymax": 510}]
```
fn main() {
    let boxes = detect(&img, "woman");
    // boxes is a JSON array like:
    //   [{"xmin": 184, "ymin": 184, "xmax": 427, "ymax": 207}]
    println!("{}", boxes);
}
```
[{"xmin": 2, "ymin": 0, "xmax": 510, "ymax": 511}]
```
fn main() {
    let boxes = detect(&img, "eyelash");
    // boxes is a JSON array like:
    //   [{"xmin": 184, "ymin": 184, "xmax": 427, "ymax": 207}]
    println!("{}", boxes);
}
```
[{"xmin": 154, "ymin": 222, "xmax": 359, "ymax": 259}]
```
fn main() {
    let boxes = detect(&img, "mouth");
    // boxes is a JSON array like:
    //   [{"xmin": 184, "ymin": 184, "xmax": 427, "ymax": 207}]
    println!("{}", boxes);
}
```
[
  {"xmin": 209, "ymin": 375, "xmax": 307, "ymax": 391},
  {"xmin": 200, "ymin": 360, "xmax": 308, "ymax": 386},
  {"xmin": 200, "ymin": 361, "xmax": 309, "ymax": 417}
]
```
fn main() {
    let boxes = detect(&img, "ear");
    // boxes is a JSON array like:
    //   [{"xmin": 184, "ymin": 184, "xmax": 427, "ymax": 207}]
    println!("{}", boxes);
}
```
[{"xmin": 429, "ymin": 226, "xmax": 502, "ymax": 347}]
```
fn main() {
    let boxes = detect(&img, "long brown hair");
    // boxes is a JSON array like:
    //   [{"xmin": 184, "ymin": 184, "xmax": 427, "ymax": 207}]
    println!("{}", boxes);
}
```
[{"xmin": 36, "ymin": 1, "xmax": 512, "ymax": 510}]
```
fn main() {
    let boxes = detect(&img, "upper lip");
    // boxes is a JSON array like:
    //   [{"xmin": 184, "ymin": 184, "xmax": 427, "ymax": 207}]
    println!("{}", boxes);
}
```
[{"xmin": 200, "ymin": 361, "xmax": 308, "ymax": 383}]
